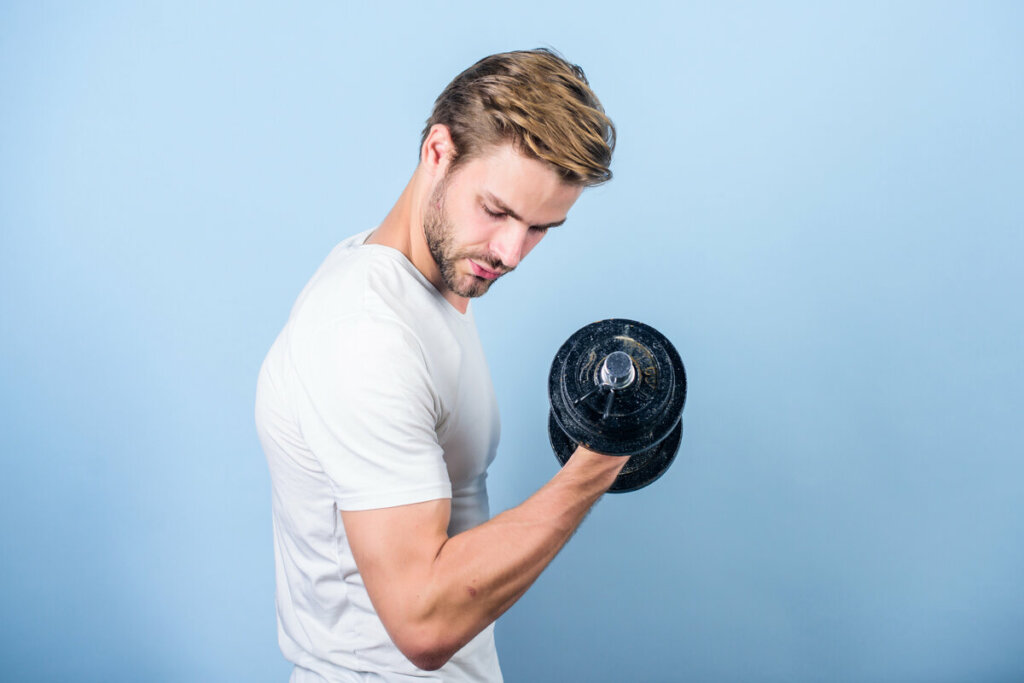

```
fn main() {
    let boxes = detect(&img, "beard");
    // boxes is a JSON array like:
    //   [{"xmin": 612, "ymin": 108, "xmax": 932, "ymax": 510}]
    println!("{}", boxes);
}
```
[{"xmin": 423, "ymin": 176, "xmax": 508, "ymax": 299}]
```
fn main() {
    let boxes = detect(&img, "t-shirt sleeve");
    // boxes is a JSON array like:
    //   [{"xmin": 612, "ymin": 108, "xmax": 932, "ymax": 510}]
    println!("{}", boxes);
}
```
[{"xmin": 290, "ymin": 314, "xmax": 451, "ymax": 510}]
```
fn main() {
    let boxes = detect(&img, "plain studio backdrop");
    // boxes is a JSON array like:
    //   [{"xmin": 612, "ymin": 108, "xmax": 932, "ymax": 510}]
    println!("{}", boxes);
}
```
[{"xmin": 1, "ymin": 2, "xmax": 1022, "ymax": 681}]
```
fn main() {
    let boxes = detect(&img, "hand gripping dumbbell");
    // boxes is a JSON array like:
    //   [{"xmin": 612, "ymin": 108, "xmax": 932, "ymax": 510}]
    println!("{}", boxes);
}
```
[{"xmin": 548, "ymin": 319, "xmax": 687, "ymax": 493}]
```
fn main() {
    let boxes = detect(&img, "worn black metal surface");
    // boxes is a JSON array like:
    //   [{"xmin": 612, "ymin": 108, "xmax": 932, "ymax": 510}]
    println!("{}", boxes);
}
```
[{"xmin": 547, "ymin": 318, "xmax": 686, "ymax": 493}]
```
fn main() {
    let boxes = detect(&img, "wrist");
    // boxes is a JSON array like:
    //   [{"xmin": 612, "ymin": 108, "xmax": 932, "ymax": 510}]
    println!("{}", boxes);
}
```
[{"xmin": 563, "ymin": 444, "xmax": 630, "ymax": 482}]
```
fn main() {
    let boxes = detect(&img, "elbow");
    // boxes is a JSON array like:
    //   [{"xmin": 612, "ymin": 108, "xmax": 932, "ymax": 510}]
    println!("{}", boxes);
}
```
[
  {"xmin": 406, "ymin": 649, "xmax": 451, "ymax": 672},
  {"xmin": 393, "ymin": 625, "xmax": 459, "ymax": 671}
]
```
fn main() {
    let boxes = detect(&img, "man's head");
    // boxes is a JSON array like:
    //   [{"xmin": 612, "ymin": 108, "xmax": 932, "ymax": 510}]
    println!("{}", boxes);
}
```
[{"xmin": 419, "ymin": 48, "xmax": 615, "ymax": 298}]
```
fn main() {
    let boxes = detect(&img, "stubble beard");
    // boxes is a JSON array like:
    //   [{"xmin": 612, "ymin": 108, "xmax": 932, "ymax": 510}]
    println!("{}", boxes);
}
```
[{"xmin": 423, "ymin": 178, "xmax": 506, "ymax": 299}]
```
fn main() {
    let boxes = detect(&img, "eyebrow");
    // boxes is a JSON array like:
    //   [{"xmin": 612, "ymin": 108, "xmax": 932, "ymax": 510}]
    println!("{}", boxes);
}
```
[{"xmin": 484, "ymin": 192, "xmax": 567, "ymax": 230}]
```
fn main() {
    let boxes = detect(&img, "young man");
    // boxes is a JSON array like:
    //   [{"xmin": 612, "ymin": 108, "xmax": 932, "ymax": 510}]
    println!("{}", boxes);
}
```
[{"xmin": 255, "ymin": 49, "xmax": 624, "ymax": 682}]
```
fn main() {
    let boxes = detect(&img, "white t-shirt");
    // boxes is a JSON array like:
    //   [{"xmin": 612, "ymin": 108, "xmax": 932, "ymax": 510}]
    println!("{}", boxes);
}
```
[{"xmin": 255, "ymin": 229, "xmax": 503, "ymax": 682}]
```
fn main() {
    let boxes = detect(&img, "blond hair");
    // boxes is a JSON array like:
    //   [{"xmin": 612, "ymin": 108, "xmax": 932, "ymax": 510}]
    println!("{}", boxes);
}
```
[{"xmin": 422, "ymin": 48, "xmax": 616, "ymax": 186}]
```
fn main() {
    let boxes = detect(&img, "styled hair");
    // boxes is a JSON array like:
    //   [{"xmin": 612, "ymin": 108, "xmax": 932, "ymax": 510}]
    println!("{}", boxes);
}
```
[{"xmin": 421, "ymin": 48, "xmax": 616, "ymax": 187}]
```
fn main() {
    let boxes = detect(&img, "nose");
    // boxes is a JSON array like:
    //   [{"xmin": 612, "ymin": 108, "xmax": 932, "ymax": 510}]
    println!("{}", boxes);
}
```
[{"xmin": 490, "ymin": 221, "xmax": 530, "ymax": 270}]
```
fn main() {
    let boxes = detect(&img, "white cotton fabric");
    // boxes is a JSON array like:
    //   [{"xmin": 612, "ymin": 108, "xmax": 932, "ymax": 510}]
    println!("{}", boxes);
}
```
[{"xmin": 255, "ymin": 228, "xmax": 503, "ymax": 682}]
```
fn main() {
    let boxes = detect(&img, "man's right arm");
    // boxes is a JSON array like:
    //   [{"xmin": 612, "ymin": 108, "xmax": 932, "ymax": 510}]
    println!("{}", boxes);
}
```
[{"xmin": 341, "ymin": 446, "xmax": 628, "ymax": 671}]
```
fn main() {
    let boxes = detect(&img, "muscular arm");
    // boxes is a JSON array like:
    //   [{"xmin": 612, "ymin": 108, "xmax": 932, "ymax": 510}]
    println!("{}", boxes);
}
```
[{"xmin": 341, "ymin": 446, "xmax": 628, "ymax": 670}]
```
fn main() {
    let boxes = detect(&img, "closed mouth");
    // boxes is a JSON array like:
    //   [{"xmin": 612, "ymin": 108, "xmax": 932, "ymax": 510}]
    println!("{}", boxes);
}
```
[{"xmin": 469, "ymin": 260, "xmax": 503, "ymax": 280}]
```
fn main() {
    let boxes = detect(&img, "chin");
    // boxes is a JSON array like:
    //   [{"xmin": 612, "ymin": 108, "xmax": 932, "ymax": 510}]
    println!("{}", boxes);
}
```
[{"xmin": 454, "ymin": 274, "xmax": 494, "ymax": 299}]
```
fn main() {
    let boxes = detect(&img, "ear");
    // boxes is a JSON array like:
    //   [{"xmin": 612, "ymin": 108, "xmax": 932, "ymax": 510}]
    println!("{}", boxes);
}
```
[{"xmin": 420, "ymin": 124, "xmax": 456, "ymax": 177}]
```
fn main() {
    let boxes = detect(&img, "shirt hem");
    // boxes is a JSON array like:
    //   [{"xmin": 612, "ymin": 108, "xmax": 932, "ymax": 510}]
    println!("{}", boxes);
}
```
[{"xmin": 336, "ymin": 484, "xmax": 453, "ymax": 511}]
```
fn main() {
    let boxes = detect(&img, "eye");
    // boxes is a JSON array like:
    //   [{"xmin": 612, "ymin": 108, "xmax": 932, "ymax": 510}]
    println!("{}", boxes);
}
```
[{"xmin": 483, "ymin": 205, "xmax": 507, "ymax": 219}]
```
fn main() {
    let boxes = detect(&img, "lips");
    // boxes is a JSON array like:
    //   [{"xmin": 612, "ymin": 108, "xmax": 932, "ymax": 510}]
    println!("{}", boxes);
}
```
[{"xmin": 469, "ymin": 260, "xmax": 502, "ymax": 280}]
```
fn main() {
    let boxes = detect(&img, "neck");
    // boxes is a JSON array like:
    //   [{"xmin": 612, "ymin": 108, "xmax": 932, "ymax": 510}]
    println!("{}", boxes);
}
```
[{"xmin": 367, "ymin": 168, "xmax": 468, "ymax": 313}]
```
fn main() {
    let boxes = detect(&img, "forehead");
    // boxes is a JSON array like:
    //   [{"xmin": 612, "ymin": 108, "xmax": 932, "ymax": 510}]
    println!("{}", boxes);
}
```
[{"xmin": 450, "ymin": 143, "xmax": 583, "ymax": 216}]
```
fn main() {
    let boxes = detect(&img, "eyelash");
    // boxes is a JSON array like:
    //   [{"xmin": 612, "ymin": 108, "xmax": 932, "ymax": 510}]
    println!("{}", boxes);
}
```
[{"xmin": 483, "ymin": 204, "xmax": 548, "ymax": 232}]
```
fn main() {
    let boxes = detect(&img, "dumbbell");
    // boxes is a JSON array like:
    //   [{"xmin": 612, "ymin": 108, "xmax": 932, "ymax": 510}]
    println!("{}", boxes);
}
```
[{"xmin": 548, "ymin": 319, "xmax": 686, "ymax": 493}]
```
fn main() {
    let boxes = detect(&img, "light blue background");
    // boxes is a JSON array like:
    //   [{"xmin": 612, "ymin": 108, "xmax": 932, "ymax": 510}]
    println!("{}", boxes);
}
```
[{"xmin": 2, "ymin": 2, "xmax": 1022, "ymax": 681}]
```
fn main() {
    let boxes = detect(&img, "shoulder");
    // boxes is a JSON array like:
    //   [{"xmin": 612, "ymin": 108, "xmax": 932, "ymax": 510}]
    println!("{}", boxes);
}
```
[
  {"xmin": 282, "ymin": 235, "xmax": 466, "ymax": 386},
  {"xmin": 289, "ymin": 241, "xmax": 425, "ymax": 332}
]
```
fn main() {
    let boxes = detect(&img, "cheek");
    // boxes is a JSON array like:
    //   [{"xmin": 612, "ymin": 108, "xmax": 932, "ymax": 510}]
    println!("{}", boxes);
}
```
[{"xmin": 461, "ymin": 215, "xmax": 497, "ymax": 245}]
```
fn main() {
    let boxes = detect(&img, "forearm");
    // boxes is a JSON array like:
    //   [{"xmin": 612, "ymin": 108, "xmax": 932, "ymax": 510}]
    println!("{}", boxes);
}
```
[{"xmin": 414, "ymin": 448, "xmax": 627, "ymax": 664}]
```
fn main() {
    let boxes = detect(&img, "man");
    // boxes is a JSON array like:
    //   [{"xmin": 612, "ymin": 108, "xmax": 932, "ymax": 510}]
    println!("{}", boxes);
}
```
[{"xmin": 255, "ymin": 48, "xmax": 625, "ymax": 682}]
